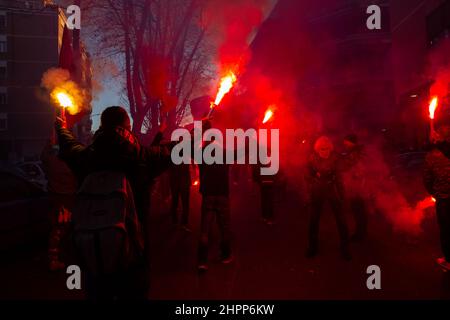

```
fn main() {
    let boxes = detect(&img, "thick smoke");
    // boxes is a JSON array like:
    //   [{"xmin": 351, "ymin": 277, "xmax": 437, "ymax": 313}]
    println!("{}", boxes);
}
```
[
  {"xmin": 204, "ymin": 0, "xmax": 273, "ymax": 74},
  {"xmin": 208, "ymin": 0, "xmax": 442, "ymax": 235},
  {"xmin": 41, "ymin": 67, "xmax": 89, "ymax": 115},
  {"xmin": 363, "ymin": 142, "xmax": 434, "ymax": 235}
]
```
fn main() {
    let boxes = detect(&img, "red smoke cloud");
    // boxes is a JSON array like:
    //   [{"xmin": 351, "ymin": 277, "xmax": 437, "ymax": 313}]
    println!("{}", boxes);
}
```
[{"xmin": 205, "ymin": 0, "xmax": 271, "ymax": 74}]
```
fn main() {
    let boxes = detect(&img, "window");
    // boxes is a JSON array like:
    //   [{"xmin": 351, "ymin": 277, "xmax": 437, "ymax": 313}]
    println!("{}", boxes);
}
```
[
  {"xmin": 0, "ymin": 41, "xmax": 6, "ymax": 53},
  {"xmin": 0, "ymin": 61, "xmax": 6, "ymax": 79},
  {"xmin": 0, "ymin": 87, "xmax": 6, "ymax": 105},
  {"xmin": 0, "ymin": 112, "xmax": 7, "ymax": 131},
  {"xmin": 0, "ymin": 13, "xmax": 6, "ymax": 34}
]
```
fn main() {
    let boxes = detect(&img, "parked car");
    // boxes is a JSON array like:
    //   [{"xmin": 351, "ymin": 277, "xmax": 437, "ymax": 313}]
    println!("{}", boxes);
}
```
[
  {"xmin": 0, "ymin": 169, "xmax": 50, "ymax": 252},
  {"xmin": 14, "ymin": 161, "xmax": 48, "ymax": 191}
]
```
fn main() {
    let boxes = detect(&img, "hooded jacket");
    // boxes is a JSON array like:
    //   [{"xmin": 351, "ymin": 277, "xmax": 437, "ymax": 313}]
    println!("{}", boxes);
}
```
[
  {"xmin": 424, "ymin": 142, "xmax": 450, "ymax": 199},
  {"xmin": 56, "ymin": 125, "xmax": 171, "ymax": 218},
  {"xmin": 306, "ymin": 152, "xmax": 345, "ymax": 199}
]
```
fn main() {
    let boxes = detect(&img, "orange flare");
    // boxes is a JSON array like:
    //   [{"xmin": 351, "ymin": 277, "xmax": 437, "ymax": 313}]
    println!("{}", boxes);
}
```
[
  {"xmin": 51, "ymin": 89, "xmax": 78, "ymax": 115},
  {"xmin": 56, "ymin": 92, "xmax": 73, "ymax": 108}
]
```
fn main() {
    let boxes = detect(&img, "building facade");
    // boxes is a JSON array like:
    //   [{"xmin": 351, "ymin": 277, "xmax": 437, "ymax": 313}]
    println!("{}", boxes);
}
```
[
  {"xmin": 248, "ymin": 0, "xmax": 449, "ymax": 149},
  {"xmin": 390, "ymin": 0, "xmax": 449, "ymax": 150},
  {"xmin": 0, "ymin": 0, "xmax": 91, "ymax": 163}
]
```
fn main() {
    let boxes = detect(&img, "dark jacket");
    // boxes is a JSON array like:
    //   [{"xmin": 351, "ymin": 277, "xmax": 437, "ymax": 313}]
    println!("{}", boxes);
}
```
[
  {"xmin": 169, "ymin": 164, "xmax": 191, "ymax": 188},
  {"xmin": 306, "ymin": 152, "xmax": 344, "ymax": 199},
  {"xmin": 198, "ymin": 162, "xmax": 229, "ymax": 197},
  {"xmin": 41, "ymin": 143, "xmax": 78, "ymax": 195},
  {"xmin": 56, "ymin": 125, "xmax": 171, "ymax": 217},
  {"xmin": 424, "ymin": 142, "xmax": 450, "ymax": 199},
  {"xmin": 189, "ymin": 128, "xmax": 230, "ymax": 197},
  {"xmin": 339, "ymin": 145, "xmax": 366, "ymax": 197}
]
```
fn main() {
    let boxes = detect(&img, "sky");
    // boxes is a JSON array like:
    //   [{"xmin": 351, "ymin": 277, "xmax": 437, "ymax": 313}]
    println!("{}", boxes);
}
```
[{"xmin": 91, "ymin": 81, "xmax": 122, "ymax": 131}]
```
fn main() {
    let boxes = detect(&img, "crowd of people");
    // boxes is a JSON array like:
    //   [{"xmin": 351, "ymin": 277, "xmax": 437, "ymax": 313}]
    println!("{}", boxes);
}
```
[{"xmin": 40, "ymin": 105, "xmax": 450, "ymax": 300}]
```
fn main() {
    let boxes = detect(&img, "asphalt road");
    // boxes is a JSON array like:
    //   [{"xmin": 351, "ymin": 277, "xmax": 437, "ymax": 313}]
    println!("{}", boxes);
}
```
[
  {"xmin": 1, "ymin": 171, "xmax": 450, "ymax": 300},
  {"xmin": 148, "ymin": 175, "xmax": 450, "ymax": 300}
]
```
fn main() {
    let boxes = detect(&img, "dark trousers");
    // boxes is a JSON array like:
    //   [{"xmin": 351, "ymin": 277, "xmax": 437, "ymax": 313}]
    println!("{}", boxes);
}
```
[
  {"xmin": 170, "ymin": 184, "xmax": 190, "ymax": 225},
  {"xmin": 260, "ymin": 182, "xmax": 274, "ymax": 220},
  {"xmin": 308, "ymin": 193, "xmax": 349, "ymax": 251},
  {"xmin": 436, "ymin": 198, "xmax": 450, "ymax": 262},
  {"xmin": 350, "ymin": 196, "xmax": 368, "ymax": 238},
  {"xmin": 198, "ymin": 196, "xmax": 231, "ymax": 264}
]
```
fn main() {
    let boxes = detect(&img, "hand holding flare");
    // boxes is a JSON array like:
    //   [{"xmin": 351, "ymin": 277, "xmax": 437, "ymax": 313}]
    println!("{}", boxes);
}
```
[{"xmin": 52, "ymin": 90, "xmax": 74, "ymax": 129}]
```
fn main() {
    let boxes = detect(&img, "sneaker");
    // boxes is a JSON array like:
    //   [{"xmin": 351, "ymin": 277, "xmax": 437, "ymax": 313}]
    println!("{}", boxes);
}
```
[
  {"xmin": 436, "ymin": 257, "xmax": 450, "ymax": 271},
  {"xmin": 220, "ymin": 254, "xmax": 234, "ymax": 264},
  {"xmin": 49, "ymin": 259, "xmax": 65, "ymax": 272}
]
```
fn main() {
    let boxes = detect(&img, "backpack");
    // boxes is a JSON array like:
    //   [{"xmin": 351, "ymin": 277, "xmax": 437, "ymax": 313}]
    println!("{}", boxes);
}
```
[{"xmin": 72, "ymin": 171, "xmax": 144, "ymax": 277}]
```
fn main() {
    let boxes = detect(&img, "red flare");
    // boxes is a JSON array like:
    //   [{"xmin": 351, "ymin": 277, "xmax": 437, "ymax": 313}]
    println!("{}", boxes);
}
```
[
  {"xmin": 262, "ymin": 108, "xmax": 274, "ymax": 124},
  {"xmin": 213, "ymin": 71, "xmax": 237, "ymax": 106},
  {"xmin": 429, "ymin": 96, "xmax": 438, "ymax": 120}
]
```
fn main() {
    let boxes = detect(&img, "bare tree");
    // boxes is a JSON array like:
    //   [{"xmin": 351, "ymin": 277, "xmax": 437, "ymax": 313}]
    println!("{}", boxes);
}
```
[{"xmin": 80, "ymin": 0, "xmax": 212, "ymax": 136}]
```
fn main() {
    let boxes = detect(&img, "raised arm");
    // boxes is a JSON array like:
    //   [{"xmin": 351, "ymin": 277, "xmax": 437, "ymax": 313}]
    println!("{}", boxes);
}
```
[
  {"xmin": 55, "ymin": 119, "xmax": 86, "ymax": 169},
  {"xmin": 145, "ymin": 141, "xmax": 175, "ymax": 180}
]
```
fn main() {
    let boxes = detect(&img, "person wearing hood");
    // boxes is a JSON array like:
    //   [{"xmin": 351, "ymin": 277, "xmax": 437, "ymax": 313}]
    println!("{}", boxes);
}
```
[
  {"xmin": 305, "ymin": 136, "xmax": 351, "ymax": 261},
  {"xmin": 55, "ymin": 106, "xmax": 171, "ymax": 221},
  {"xmin": 55, "ymin": 106, "xmax": 172, "ymax": 299},
  {"xmin": 424, "ymin": 124, "xmax": 450, "ymax": 271}
]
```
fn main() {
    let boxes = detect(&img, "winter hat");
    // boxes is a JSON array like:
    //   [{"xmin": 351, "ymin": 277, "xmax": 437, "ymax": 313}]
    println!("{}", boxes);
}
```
[{"xmin": 100, "ymin": 106, "xmax": 131, "ymax": 130}]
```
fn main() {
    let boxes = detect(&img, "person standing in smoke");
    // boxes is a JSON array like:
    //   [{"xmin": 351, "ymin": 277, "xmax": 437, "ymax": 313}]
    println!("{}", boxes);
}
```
[
  {"xmin": 305, "ymin": 136, "xmax": 351, "ymax": 260},
  {"xmin": 196, "ymin": 120, "xmax": 233, "ymax": 272},
  {"xmin": 424, "ymin": 125, "xmax": 450, "ymax": 271},
  {"xmin": 55, "ymin": 106, "xmax": 172, "ymax": 299},
  {"xmin": 41, "ymin": 139, "xmax": 77, "ymax": 271},
  {"xmin": 169, "ymin": 134, "xmax": 192, "ymax": 232},
  {"xmin": 253, "ymin": 162, "xmax": 276, "ymax": 225},
  {"xmin": 340, "ymin": 134, "xmax": 368, "ymax": 242}
]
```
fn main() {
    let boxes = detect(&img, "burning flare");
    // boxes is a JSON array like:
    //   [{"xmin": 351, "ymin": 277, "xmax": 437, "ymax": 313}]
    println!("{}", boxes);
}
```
[
  {"xmin": 429, "ymin": 96, "xmax": 438, "ymax": 120},
  {"xmin": 262, "ymin": 108, "xmax": 274, "ymax": 124},
  {"xmin": 213, "ymin": 71, "xmax": 237, "ymax": 107},
  {"xmin": 416, "ymin": 196, "xmax": 437, "ymax": 211},
  {"xmin": 51, "ymin": 88, "xmax": 78, "ymax": 115},
  {"xmin": 192, "ymin": 180, "xmax": 199, "ymax": 186},
  {"xmin": 56, "ymin": 92, "xmax": 73, "ymax": 108}
]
